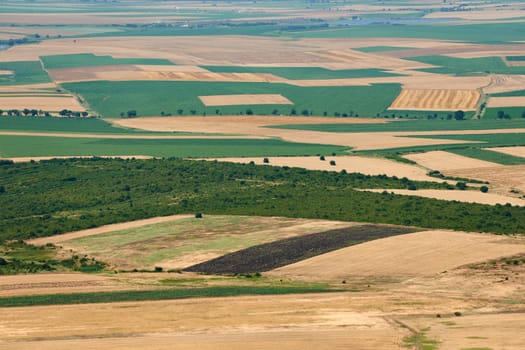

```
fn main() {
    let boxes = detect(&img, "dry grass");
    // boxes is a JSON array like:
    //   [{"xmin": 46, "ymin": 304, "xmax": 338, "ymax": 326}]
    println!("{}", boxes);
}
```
[
  {"xmin": 403, "ymin": 151, "xmax": 500, "ymax": 171},
  {"xmin": 199, "ymin": 94, "xmax": 292, "ymax": 106},
  {"xmin": 487, "ymin": 146, "xmax": 525, "ymax": 158},
  {"xmin": 0, "ymin": 96, "xmax": 85, "ymax": 111},
  {"xmin": 487, "ymin": 96, "xmax": 525, "ymax": 108}
]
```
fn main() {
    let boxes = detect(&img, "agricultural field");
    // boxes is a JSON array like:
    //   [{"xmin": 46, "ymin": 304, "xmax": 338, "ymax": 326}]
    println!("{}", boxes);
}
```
[{"xmin": 2, "ymin": 0, "xmax": 525, "ymax": 349}]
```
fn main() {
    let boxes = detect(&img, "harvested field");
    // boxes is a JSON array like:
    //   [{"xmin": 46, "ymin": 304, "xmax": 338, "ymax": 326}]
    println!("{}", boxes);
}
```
[
  {"xmin": 484, "ymin": 74, "xmax": 525, "ymax": 94},
  {"xmin": 487, "ymin": 96, "xmax": 525, "ymax": 107},
  {"xmin": 270, "ymin": 230, "xmax": 525, "ymax": 280},
  {"xmin": 0, "ymin": 273, "xmax": 124, "ymax": 297},
  {"xmin": 426, "ymin": 9, "xmax": 525, "ymax": 20},
  {"xmin": 0, "ymin": 96, "xmax": 85, "ymax": 111},
  {"xmin": 487, "ymin": 146, "xmax": 525, "ymax": 158},
  {"xmin": 364, "ymin": 188, "xmax": 525, "ymax": 206},
  {"xmin": 209, "ymin": 156, "xmax": 441, "ymax": 183},
  {"xmin": 445, "ymin": 165, "xmax": 525, "ymax": 195},
  {"xmin": 199, "ymin": 94, "xmax": 292, "ymax": 106},
  {"xmin": 389, "ymin": 89, "xmax": 479, "ymax": 111},
  {"xmin": 403, "ymin": 150, "xmax": 500, "ymax": 171},
  {"xmin": 185, "ymin": 224, "xmax": 418, "ymax": 274}
]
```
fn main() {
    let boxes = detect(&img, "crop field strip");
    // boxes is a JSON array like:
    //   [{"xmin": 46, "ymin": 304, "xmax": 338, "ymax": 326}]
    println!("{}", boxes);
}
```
[
  {"xmin": 388, "ymin": 89, "xmax": 479, "ymax": 111},
  {"xmin": 185, "ymin": 225, "xmax": 419, "ymax": 274}
]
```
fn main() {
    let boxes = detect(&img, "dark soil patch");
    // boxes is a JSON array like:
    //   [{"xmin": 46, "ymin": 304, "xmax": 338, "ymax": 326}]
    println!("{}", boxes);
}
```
[{"xmin": 184, "ymin": 224, "xmax": 420, "ymax": 274}]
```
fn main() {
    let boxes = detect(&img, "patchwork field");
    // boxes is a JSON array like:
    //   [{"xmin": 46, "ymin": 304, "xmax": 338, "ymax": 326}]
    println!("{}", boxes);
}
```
[
  {"xmin": 2, "ymin": 1, "xmax": 525, "ymax": 349},
  {"xmin": 388, "ymin": 89, "xmax": 480, "ymax": 111}
]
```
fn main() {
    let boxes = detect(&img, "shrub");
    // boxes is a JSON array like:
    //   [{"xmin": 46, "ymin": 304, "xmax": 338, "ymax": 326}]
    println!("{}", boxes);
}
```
[
  {"xmin": 480, "ymin": 186, "xmax": 489, "ymax": 193},
  {"xmin": 263, "ymin": 157, "xmax": 269, "ymax": 164},
  {"xmin": 329, "ymin": 160, "xmax": 336, "ymax": 166},
  {"xmin": 195, "ymin": 213, "xmax": 203, "ymax": 219},
  {"xmin": 456, "ymin": 182, "xmax": 467, "ymax": 190},
  {"xmin": 154, "ymin": 266, "xmax": 163, "ymax": 272},
  {"xmin": 407, "ymin": 184, "xmax": 417, "ymax": 191},
  {"xmin": 320, "ymin": 155, "xmax": 325, "ymax": 161}
]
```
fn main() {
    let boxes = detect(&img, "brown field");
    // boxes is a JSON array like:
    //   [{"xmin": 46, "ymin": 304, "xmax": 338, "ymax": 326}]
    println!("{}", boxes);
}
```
[
  {"xmin": 364, "ymin": 188, "xmax": 525, "ymax": 206},
  {"xmin": 199, "ymin": 94, "xmax": 292, "ymax": 106},
  {"xmin": 487, "ymin": 146, "xmax": 525, "ymax": 158},
  {"xmin": 389, "ymin": 89, "xmax": 480, "ymax": 111},
  {"xmin": 403, "ymin": 150, "xmax": 500, "ymax": 171},
  {"xmin": 0, "ymin": 96, "xmax": 85, "ymax": 111},
  {"xmin": 270, "ymin": 230, "xmax": 525, "ymax": 280},
  {"xmin": 487, "ymin": 96, "xmax": 525, "ymax": 107},
  {"xmin": 207, "ymin": 156, "xmax": 441, "ymax": 182}
]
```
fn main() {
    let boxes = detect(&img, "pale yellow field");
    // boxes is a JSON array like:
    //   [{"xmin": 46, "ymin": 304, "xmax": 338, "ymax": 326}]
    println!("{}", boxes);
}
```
[
  {"xmin": 199, "ymin": 94, "xmax": 292, "ymax": 106},
  {"xmin": 487, "ymin": 146, "xmax": 525, "ymax": 158},
  {"xmin": 0, "ymin": 96, "xmax": 85, "ymax": 111},
  {"xmin": 487, "ymin": 96, "xmax": 525, "ymax": 107},
  {"xmin": 483, "ymin": 74, "xmax": 525, "ymax": 94},
  {"xmin": 403, "ymin": 150, "xmax": 500, "ymax": 171},
  {"xmin": 389, "ymin": 89, "xmax": 480, "ymax": 111},
  {"xmin": 446, "ymin": 165, "xmax": 525, "ymax": 195},
  {"xmin": 270, "ymin": 230, "xmax": 525, "ymax": 280}
]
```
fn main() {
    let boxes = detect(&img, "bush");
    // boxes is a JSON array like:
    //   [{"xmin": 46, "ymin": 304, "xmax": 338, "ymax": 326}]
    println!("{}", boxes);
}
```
[
  {"xmin": 154, "ymin": 266, "xmax": 163, "ymax": 272},
  {"xmin": 329, "ymin": 160, "xmax": 336, "ymax": 166},
  {"xmin": 407, "ymin": 184, "xmax": 417, "ymax": 191},
  {"xmin": 480, "ymin": 186, "xmax": 489, "ymax": 193},
  {"xmin": 320, "ymin": 155, "xmax": 325, "ymax": 161},
  {"xmin": 195, "ymin": 212, "xmax": 203, "ymax": 219},
  {"xmin": 456, "ymin": 182, "xmax": 467, "ymax": 190},
  {"xmin": 263, "ymin": 157, "xmax": 269, "ymax": 164}
]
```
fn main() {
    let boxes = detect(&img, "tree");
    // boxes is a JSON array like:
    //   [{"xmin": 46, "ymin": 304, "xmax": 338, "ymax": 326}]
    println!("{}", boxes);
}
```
[
  {"xmin": 127, "ymin": 110, "xmax": 137, "ymax": 118},
  {"xmin": 329, "ymin": 160, "xmax": 336, "ymax": 166},
  {"xmin": 522, "ymin": 110, "xmax": 525, "ymax": 118},
  {"xmin": 263, "ymin": 157, "xmax": 269, "ymax": 164},
  {"xmin": 246, "ymin": 109, "xmax": 253, "ymax": 115},
  {"xmin": 497, "ymin": 110, "xmax": 505, "ymax": 119},
  {"xmin": 480, "ymin": 186, "xmax": 489, "ymax": 193},
  {"xmin": 320, "ymin": 155, "xmax": 325, "ymax": 161},
  {"xmin": 454, "ymin": 110, "xmax": 465, "ymax": 120}
]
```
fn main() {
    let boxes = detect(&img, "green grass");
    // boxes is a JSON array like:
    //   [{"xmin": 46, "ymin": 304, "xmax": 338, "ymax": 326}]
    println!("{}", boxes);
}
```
[
  {"xmin": 0, "ymin": 135, "xmax": 348, "ymax": 158},
  {"xmin": 286, "ymin": 22, "xmax": 525, "ymax": 44},
  {"xmin": 407, "ymin": 55, "xmax": 525, "ymax": 75},
  {"xmin": 0, "ymin": 285, "xmax": 336, "ymax": 307},
  {"xmin": 202, "ymin": 66, "xmax": 402, "ymax": 79},
  {"xmin": 490, "ymin": 89, "xmax": 525, "ymax": 97},
  {"xmin": 61, "ymin": 81, "xmax": 401, "ymax": 118},
  {"xmin": 0, "ymin": 116, "xmax": 168, "ymax": 134},
  {"xmin": 40, "ymin": 53, "xmax": 174, "ymax": 69},
  {"xmin": 0, "ymin": 61, "xmax": 51, "ymax": 85},
  {"xmin": 268, "ymin": 119, "xmax": 525, "ymax": 133},
  {"xmin": 354, "ymin": 46, "xmax": 414, "ymax": 53},
  {"xmin": 448, "ymin": 148, "xmax": 525, "ymax": 165},
  {"xmin": 404, "ymin": 328, "xmax": 440, "ymax": 350},
  {"xmin": 506, "ymin": 56, "xmax": 525, "ymax": 61}
]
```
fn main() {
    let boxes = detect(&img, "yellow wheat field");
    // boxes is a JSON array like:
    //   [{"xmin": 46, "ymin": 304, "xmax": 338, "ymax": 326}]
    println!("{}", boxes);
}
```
[{"xmin": 389, "ymin": 89, "xmax": 480, "ymax": 111}]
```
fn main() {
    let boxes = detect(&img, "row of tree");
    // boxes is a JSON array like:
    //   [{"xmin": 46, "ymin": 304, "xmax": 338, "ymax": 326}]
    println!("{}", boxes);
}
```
[{"xmin": 0, "ymin": 109, "xmax": 93, "ymax": 118}]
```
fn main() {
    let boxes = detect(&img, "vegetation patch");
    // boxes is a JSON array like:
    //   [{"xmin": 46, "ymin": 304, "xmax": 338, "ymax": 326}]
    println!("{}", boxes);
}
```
[
  {"xmin": 61, "ymin": 81, "xmax": 400, "ymax": 118},
  {"xmin": 41, "ymin": 53, "xmax": 174, "ymax": 69},
  {"xmin": 1, "ymin": 158, "xmax": 524, "ymax": 245},
  {"xmin": 0, "ymin": 61, "xmax": 51, "ymax": 85},
  {"xmin": 0, "ymin": 285, "xmax": 336, "ymax": 307},
  {"xmin": 0, "ymin": 135, "xmax": 348, "ymax": 158},
  {"xmin": 202, "ymin": 66, "xmax": 402, "ymax": 79},
  {"xmin": 407, "ymin": 55, "xmax": 525, "ymax": 76},
  {"xmin": 184, "ymin": 224, "xmax": 420, "ymax": 274}
]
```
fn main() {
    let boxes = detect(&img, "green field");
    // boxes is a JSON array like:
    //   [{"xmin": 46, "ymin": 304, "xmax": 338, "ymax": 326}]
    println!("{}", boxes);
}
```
[
  {"xmin": 0, "ymin": 116, "xmax": 168, "ymax": 134},
  {"xmin": 40, "ymin": 53, "xmax": 174, "ymax": 69},
  {"xmin": 0, "ymin": 285, "xmax": 335, "ymax": 307},
  {"xmin": 0, "ymin": 135, "xmax": 348, "ymax": 158},
  {"xmin": 407, "ymin": 55, "xmax": 525, "ymax": 75},
  {"xmin": 354, "ymin": 46, "xmax": 414, "ymax": 53},
  {"xmin": 366, "ymin": 133, "xmax": 525, "ymax": 162},
  {"xmin": 448, "ymin": 148, "xmax": 525, "ymax": 165},
  {"xmin": 0, "ymin": 61, "xmax": 51, "ymax": 85},
  {"xmin": 268, "ymin": 119, "xmax": 525, "ymax": 133},
  {"xmin": 202, "ymin": 66, "xmax": 402, "ymax": 79},
  {"xmin": 61, "ymin": 81, "xmax": 401, "ymax": 118},
  {"xmin": 484, "ymin": 107, "xmax": 525, "ymax": 119},
  {"xmin": 286, "ymin": 22, "xmax": 525, "ymax": 44}
]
